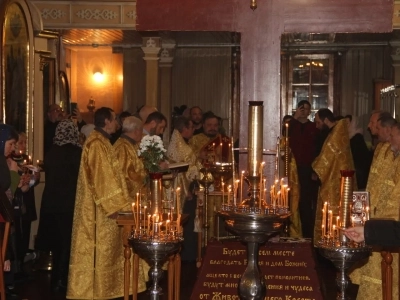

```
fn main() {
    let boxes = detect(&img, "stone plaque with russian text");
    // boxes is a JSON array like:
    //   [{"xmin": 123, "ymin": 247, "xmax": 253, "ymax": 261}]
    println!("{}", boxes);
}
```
[{"xmin": 191, "ymin": 239, "xmax": 323, "ymax": 300}]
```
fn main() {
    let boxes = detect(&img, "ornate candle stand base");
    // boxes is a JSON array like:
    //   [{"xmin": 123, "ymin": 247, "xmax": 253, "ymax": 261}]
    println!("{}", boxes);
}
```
[
  {"xmin": 219, "ymin": 210, "xmax": 290, "ymax": 300},
  {"xmin": 129, "ymin": 237, "xmax": 183, "ymax": 300},
  {"xmin": 209, "ymin": 163, "xmax": 233, "ymax": 191},
  {"xmin": 318, "ymin": 244, "xmax": 371, "ymax": 300}
]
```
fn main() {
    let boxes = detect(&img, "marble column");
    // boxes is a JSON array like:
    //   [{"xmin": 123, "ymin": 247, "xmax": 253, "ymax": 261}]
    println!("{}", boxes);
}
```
[
  {"xmin": 159, "ymin": 42, "xmax": 176, "ymax": 146},
  {"xmin": 141, "ymin": 37, "xmax": 161, "ymax": 108}
]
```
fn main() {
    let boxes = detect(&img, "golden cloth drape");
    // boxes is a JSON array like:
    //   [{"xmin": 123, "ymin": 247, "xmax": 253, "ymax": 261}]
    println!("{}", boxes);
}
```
[
  {"xmin": 312, "ymin": 119, "xmax": 355, "ymax": 245},
  {"xmin": 67, "ymin": 130, "xmax": 146, "ymax": 299},
  {"xmin": 350, "ymin": 142, "xmax": 400, "ymax": 300},
  {"xmin": 289, "ymin": 155, "xmax": 302, "ymax": 238},
  {"xmin": 167, "ymin": 130, "xmax": 202, "ymax": 205},
  {"xmin": 114, "ymin": 136, "xmax": 147, "ymax": 199}
]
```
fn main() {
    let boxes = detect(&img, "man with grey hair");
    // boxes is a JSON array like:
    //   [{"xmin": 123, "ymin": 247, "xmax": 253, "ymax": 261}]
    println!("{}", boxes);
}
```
[
  {"xmin": 376, "ymin": 112, "xmax": 396, "ymax": 143},
  {"xmin": 113, "ymin": 116, "xmax": 148, "ymax": 292}
]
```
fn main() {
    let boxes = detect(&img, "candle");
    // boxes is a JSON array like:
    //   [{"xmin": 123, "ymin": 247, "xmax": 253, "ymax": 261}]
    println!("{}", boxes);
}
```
[
  {"xmin": 28, "ymin": 155, "xmax": 32, "ymax": 164},
  {"xmin": 322, "ymin": 224, "xmax": 325, "ymax": 238},
  {"xmin": 322, "ymin": 208, "xmax": 325, "ymax": 237},
  {"xmin": 328, "ymin": 210, "xmax": 333, "ymax": 237},
  {"xmin": 143, "ymin": 206, "xmax": 147, "ymax": 229},
  {"xmin": 234, "ymin": 179, "xmax": 239, "ymax": 206},
  {"xmin": 332, "ymin": 225, "xmax": 336, "ymax": 239},
  {"xmin": 136, "ymin": 193, "xmax": 140, "ymax": 229},
  {"xmin": 285, "ymin": 187, "xmax": 290, "ymax": 208},
  {"xmin": 228, "ymin": 185, "xmax": 232, "ymax": 204},
  {"xmin": 147, "ymin": 214, "xmax": 151, "ymax": 235},
  {"xmin": 366, "ymin": 206, "xmax": 370, "ymax": 220},
  {"xmin": 36, "ymin": 159, "xmax": 39, "ymax": 166},
  {"xmin": 176, "ymin": 187, "xmax": 181, "ymax": 215},
  {"xmin": 322, "ymin": 202, "xmax": 327, "ymax": 233},
  {"xmin": 132, "ymin": 203, "xmax": 136, "ymax": 229},
  {"xmin": 275, "ymin": 137, "xmax": 280, "ymax": 180},
  {"xmin": 231, "ymin": 137, "xmax": 236, "ymax": 191},
  {"xmin": 177, "ymin": 214, "xmax": 181, "ymax": 234},
  {"xmin": 259, "ymin": 162, "xmax": 265, "ymax": 202},
  {"xmin": 336, "ymin": 216, "xmax": 339, "ymax": 227},
  {"xmin": 222, "ymin": 181, "xmax": 225, "ymax": 205},
  {"xmin": 285, "ymin": 122, "xmax": 289, "ymax": 138},
  {"xmin": 166, "ymin": 220, "xmax": 170, "ymax": 234},
  {"xmin": 219, "ymin": 143, "xmax": 223, "ymax": 161},
  {"xmin": 240, "ymin": 171, "xmax": 244, "ymax": 201},
  {"xmin": 263, "ymin": 188, "xmax": 267, "ymax": 206}
]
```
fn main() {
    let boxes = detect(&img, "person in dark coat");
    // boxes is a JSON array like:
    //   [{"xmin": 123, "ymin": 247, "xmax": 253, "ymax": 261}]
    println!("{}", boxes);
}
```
[
  {"xmin": 36, "ymin": 119, "xmax": 82, "ymax": 292},
  {"xmin": 345, "ymin": 220, "xmax": 400, "ymax": 247}
]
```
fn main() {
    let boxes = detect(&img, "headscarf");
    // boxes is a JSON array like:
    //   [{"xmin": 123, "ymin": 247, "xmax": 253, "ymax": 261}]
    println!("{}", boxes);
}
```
[
  {"xmin": 53, "ymin": 119, "xmax": 82, "ymax": 148},
  {"xmin": 0, "ymin": 124, "xmax": 18, "ymax": 156},
  {"xmin": 347, "ymin": 115, "xmax": 363, "ymax": 139}
]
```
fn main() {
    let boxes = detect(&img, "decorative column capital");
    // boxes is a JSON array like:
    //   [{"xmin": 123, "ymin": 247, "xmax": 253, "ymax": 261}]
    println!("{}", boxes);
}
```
[
  {"xmin": 159, "ymin": 43, "xmax": 176, "ymax": 67},
  {"xmin": 142, "ymin": 37, "xmax": 161, "ymax": 61}
]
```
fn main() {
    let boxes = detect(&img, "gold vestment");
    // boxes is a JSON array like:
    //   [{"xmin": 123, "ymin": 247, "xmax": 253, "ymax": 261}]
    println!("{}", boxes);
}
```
[
  {"xmin": 114, "ymin": 136, "xmax": 147, "ymax": 199},
  {"xmin": 280, "ymin": 138, "xmax": 302, "ymax": 238},
  {"xmin": 289, "ymin": 155, "xmax": 302, "ymax": 238},
  {"xmin": 312, "ymin": 119, "xmax": 355, "ymax": 245},
  {"xmin": 167, "ymin": 130, "xmax": 202, "ymax": 206},
  {"xmin": 67, "ymin": 130, "xmax": 144, "ymax": 299},
  {"xmin": 351, "ymin": 142, "xmax": 400, "ymax": 300}
]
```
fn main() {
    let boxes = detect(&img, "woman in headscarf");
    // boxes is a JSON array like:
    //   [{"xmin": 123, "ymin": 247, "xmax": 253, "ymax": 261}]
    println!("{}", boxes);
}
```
[{"xmin": 36, "ymin": 119, "xmax": 82, "ymax": 293}]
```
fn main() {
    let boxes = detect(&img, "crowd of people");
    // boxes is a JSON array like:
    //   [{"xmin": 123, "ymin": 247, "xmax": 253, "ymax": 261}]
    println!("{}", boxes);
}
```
[{"xmin": 1, "ymin": 99, "xmax": 399, "ymax": 299}]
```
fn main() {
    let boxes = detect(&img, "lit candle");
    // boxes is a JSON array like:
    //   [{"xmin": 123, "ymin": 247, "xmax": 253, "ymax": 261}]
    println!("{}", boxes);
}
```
[
  {"xmin": 328, "ymin": 210, "xmax": 333, "ymax": 237},
  {"xmin": 285, "ymin": 187, "xmax": 290, "ymax": 208},
  {"xmin": 259, "ymin": 162, "xmax": 265, "ymax": 202},
  {"xmin": 322, "ymin": 224, "xmax": 325, "ymax": 238},
  {"xmin": 285, "ymin": 123, "xmax": 289, "ymax": 139},
  {"xmin": 228, "ymin": 185, "xmax": 232, "ymax": 204},
  {"xmin": 366, "ymin": 206, "xmax": 370, "ymax": 220},
  {"xmin": 263, "ymin": 188, "xmax": 267, "ymax": 206},
  {"xmin": 336, "ymin": 216, "xmax": 340, "ymax": 228},
  {"xmin": 36, "ymin": 159, "xmax": 39, "ymax": 166},
  {"xmin": 219, "ymin": 143, "xmax": 223, "ymax": 161},
  {"xmin": 132, "ymin": 203, "xmax": 136, "ymax": 229},
  {"xmin": 322, "ymin": 208, "xmax": 325, "ymax": 237},
  {"xmin": 136, "ymin": 193, "xmax": 140, "ymax": 229},
  {"xmin": 28, "ymin": 155, "xmax": 32, "ymax": 164},
  {"xmin": 275, "ymin": 137, "xmax": 280, "ymax": 180},
  {"xmin": 166, "ymin": 220, "xmax": 170, "ymax": 234},
  {"xmin": 147, "ymin": 214, "xmax": 151, "ymax": 235},
  {"xmin": 176, "ymin": 187, "xmax": 181, "ymax": 215},
  {"xmin": 332, "ymin": 225, "xmax": 336, "ymax": 239},
  {"xmin": 322, "ymin": 202, "xmax": 327, "ymax": 232},
  {"xmin": 240, "ymin": 171, "xmax": 244, "ymax": 201},
  {"xmin": 234, "ymin": 179, "xmax": 239, "ymax": 206},
  {"xmin": 231, "ymin": 137, "xmax": 236, "ymax": 191},
  {"xmin": 222, "ymin": 181, "xmax": 225, "ymax": 205},
  {"xmin": 177, "ymin": 214, "xmax": 181, "ymax": 234},
  {"xmin": 143, "ymin": 206, "xmax": 147, "ymax": 228}
]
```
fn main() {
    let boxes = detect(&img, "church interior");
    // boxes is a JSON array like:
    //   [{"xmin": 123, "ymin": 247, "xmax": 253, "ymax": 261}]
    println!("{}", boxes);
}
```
[{"xmin": 0, "ymin": 0, "xmax": 399, "ymax": 299}]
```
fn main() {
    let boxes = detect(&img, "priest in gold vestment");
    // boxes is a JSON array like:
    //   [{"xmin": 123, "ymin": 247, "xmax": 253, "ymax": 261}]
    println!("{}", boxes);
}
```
[
  {"xmin": 350, "ymin": 113, "xmax": 400, "ymax": 300},
  {"xmin": 312, "ymin": 109, "xmax": 354, "ymax": 245},
  {"xmin": 67, "ymin": 108, "xmax": 131, "ymax": 300},
  {"xmin": 114, "ymin": 116, "xmax": 147, "ymax": 200},
  {"xmin": 189, "ymin": 112, "xmax": 231, "ymax": 164},
  {"xmin": 167, "ymin": 116, "xmax": 202, "ymax": 204}
]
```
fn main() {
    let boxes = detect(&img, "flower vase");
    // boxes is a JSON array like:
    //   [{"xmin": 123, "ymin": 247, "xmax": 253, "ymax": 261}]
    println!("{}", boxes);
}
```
[
  {"xmin": 339, "ymin": 170, "xmax": 355, "ymax": 244},
  {"xmin": 149, "ymin": 173, "xmax": 163, "ymax": 216}
]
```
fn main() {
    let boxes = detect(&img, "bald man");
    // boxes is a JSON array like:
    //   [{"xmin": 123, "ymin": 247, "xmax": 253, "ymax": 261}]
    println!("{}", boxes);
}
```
[{"xmin": 139, "ymin": 105, "xmax": 157, "ymax": 122}]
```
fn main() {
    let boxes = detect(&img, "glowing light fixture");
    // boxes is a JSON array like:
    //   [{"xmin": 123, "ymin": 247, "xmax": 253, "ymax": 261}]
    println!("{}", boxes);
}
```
[
  {"xmin": 250, "ymin": 0, "xmax": 257, "ymax": 10},
  {"xmin": 93, "ymin": 71, "xmax": 104, "ymax": 82}
]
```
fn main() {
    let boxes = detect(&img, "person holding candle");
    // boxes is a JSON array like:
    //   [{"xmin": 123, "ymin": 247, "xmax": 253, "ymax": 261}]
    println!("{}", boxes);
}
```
[
  {"xmin": 288, "ymin": 101, "xmax": 319, "ymax": 239},
  {"xmin": 36, "ymin": 120, "xmax": 81, "ymax": 293},
  {"xmin": 344, "ymin": 220, "xmax": 400, "ymax": 247},
  {"xmin": 13, "ymin": 132, "xmax": 40, "ymax": 274},
  {"xmin": 67, "ymin": 108, "xmax": 140, "ymax": 299},
  {"xmin": 189, "ymin": 112, "xmax": 231, "ymax": 165},
  {"xmin": 312, "ymin": 108, "xmax": 354, "ymax": 245}
]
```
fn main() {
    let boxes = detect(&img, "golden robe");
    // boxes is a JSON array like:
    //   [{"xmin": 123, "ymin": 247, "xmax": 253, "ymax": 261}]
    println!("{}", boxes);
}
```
[
  {"xmin": 280, "ymin": 139, "xmax": 302, "ymax": 238},
  {"xmin": 114, "ymin": 135, "xmax": 147, "ymax": 199},
  {"xmin": 67, "ymin": 130, "xmax": 133, "ymax": 299},
  {"xmin": 289, "ymin": 155, "xmax": 302, "ymax": 238},
  {"xmin": 114, "ymin": 135, "xmax": 149, "ymax": 290},
  {"xmin": 167, "ymin": 130, "xmax": 202, "ymax": 207},
  {"xmin": 350, "ymin": 142, "xmax": 400, "ymax": 300},
  {"xmin": 189, "ymin": 133, "xmax": 231, "ymax": 164},
  {"xmin": 312, "ymin": 119, "xmax": 355, "ymax": 245}
]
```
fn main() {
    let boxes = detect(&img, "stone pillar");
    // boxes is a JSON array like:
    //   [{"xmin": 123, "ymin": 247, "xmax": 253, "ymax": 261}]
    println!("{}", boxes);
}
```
[
  {"xmin": 159, "ymin": 43, "xmax": 176, "ymax": 147},
  {"xmin": 142, "ymin": 37, "xmax": 161, "ymax": 108}
]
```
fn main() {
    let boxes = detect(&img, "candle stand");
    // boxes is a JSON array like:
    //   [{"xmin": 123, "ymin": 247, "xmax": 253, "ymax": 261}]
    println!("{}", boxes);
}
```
[
  {"xmin": 218, "ymin": 101, "xmax": 290, "ymax": 300},
  {"xmin": 128, "ymin": 173, "xmax": 184, "ymax": 300},
  {"xmin": 317, "ymin": 170, "xmax": 371, "ymax": 300}
]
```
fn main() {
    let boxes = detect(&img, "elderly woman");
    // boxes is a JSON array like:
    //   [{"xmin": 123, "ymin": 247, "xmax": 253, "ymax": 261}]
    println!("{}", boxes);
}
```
[{"xmin": 36, "ymin": 119, "xmax": 82, "ymax": 292}]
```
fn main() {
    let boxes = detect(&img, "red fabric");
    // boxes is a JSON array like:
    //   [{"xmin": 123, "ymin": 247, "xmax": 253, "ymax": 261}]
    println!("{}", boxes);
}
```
[{"xmin": 289, "ymin": 119, "xmax": 319, "ymax": 167}]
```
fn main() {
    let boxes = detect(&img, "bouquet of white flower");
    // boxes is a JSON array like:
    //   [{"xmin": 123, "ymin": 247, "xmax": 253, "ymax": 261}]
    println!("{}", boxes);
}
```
[{"xmin": 138, "ymin": 135, "xmax": 167, "ymax": 173}]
